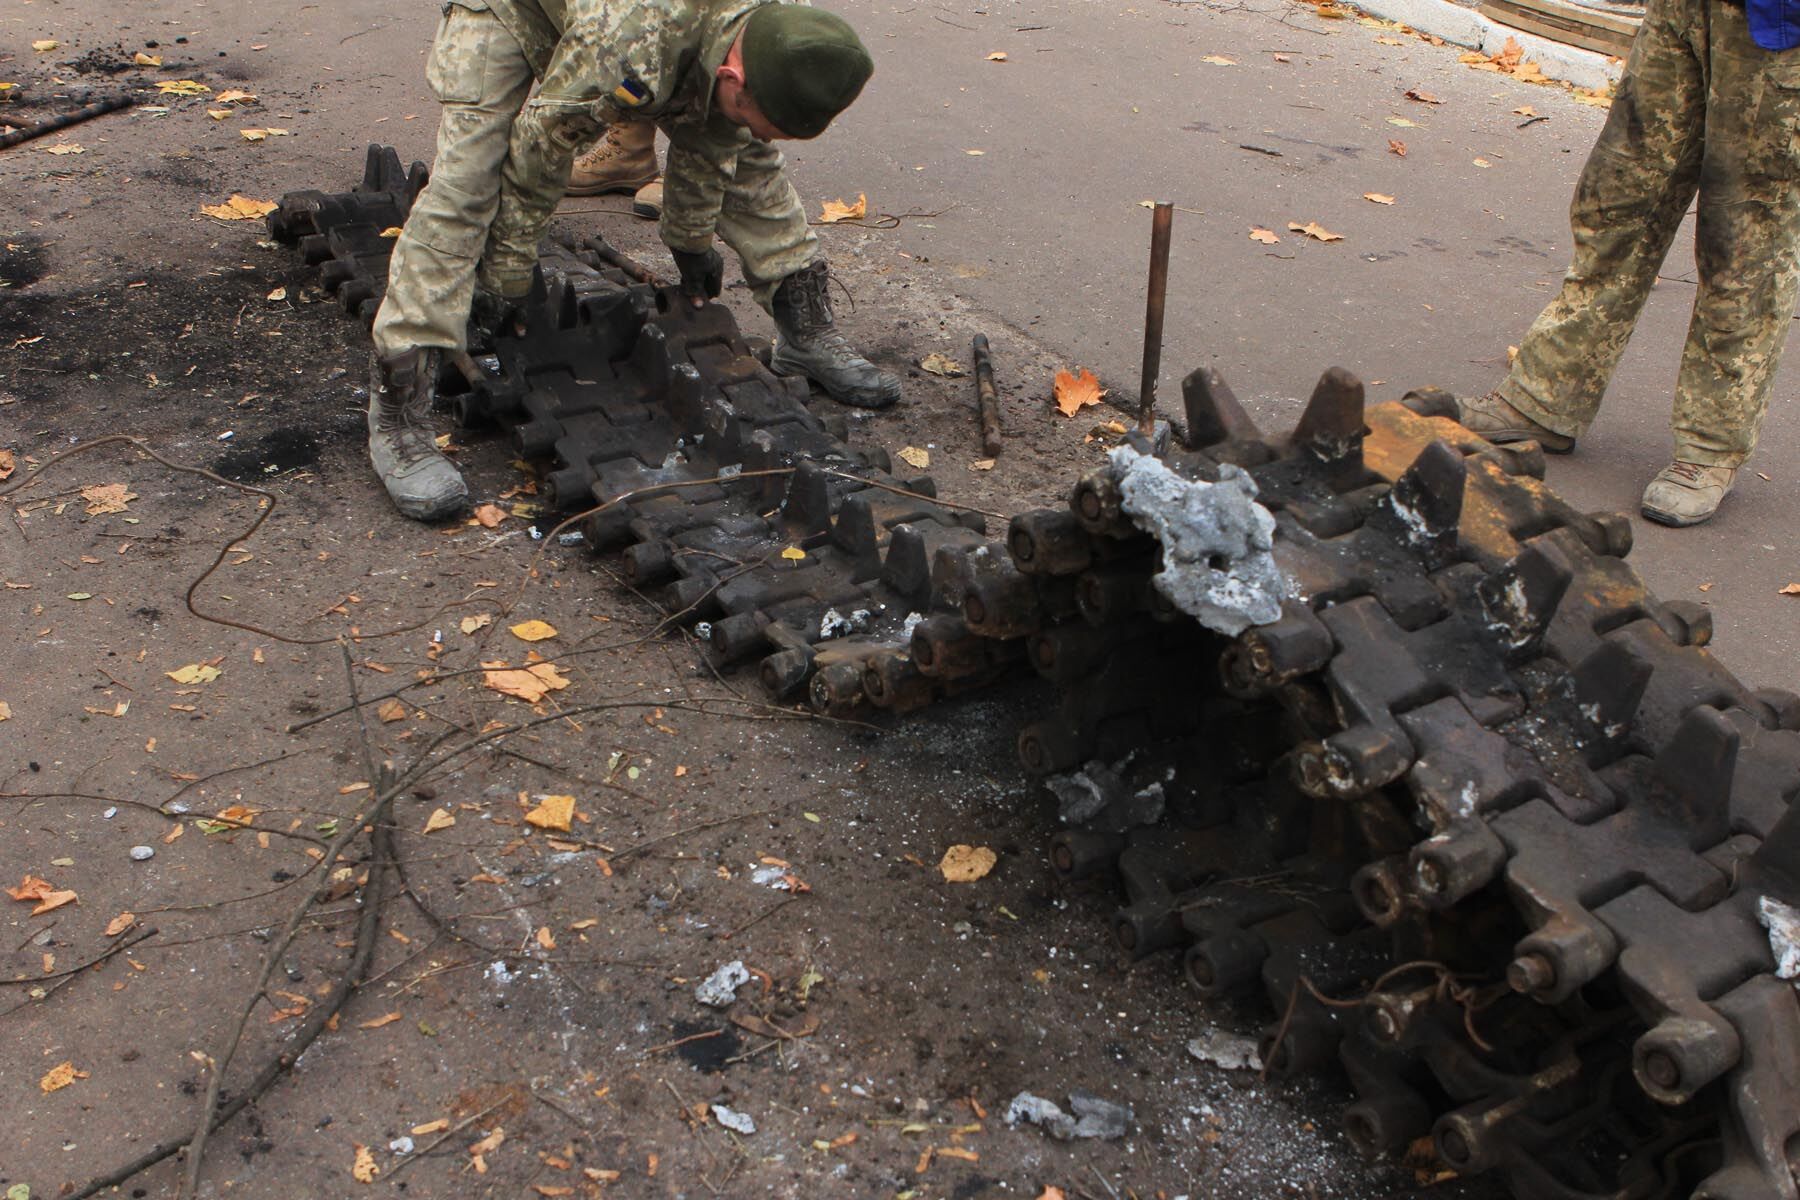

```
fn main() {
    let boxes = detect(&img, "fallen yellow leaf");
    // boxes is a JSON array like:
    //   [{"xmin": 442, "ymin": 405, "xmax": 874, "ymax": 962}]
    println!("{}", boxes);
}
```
[
  {"xmin": 1249, "ymin": 227, "xmax": 1281, "ymax": 244},
  {"xmin": 33, "ymin": 39, "xmax": 59, "ymax": 53},
  {"xmin": 1780, "ymin": 583, "xmax": 1800, "ymax": 596},
  {"xmin": 1387, "ymin": 116, "xmax": 1418, "ymax": 128},
  {"xmin": 471, "ymin": 502, "xmax": 507, "ymax": 528},
  {"xmin": 44, "ymin": 143, "xmax": 85, "ymax": 155},
  {"xmin": 1405, "ymin": 88, "xmax": 1443, "ymax": 104},
  {"xmin": 0, "ymin": 701, "xmax": 11, "ymax": 721},
  {"xmin": 939, "ymin": 844, "xmax": 998, "ymax": 883},
  {"xmin": 199, "ymin": 194, "xmax": 277, "ymax": 221},
  {"xmin": 352, "ymin": 1143, "xmax": 379, "ymax": 1183},
  {"xmin": 482, "ymin": 660, "xmax": 570, "ymax": 703},
  {"xmin": 919, "ymin": 351, "xmax": 965, "ymax": 377},
  {"xmin": 509, "ymin": 619, "xmax": 558, "ymax": 642},
  {"xmin": 105, "ymin": 912, "xmax": 136, "ymax": 937},
  {"xmin": 1363, "ymin": 192, "xmax": 1396, "ymax": 205},
  {"xmin": 970, "ymin": 458, "xmax": 996, "ymax": 471},
  {"xmin": 134, "ymin": 52, "xmax": 162, "ymax": 66},
  {"xmin": 1288, "ymin": 220, "xmax": 1344, "ymax": 242},
  {"xmin": 380, "ymin": 226, "xmax": 403, "ymax": 237},
  {"xmin": 818, "ymin": 193, "xmax": 868, "ymax": 223},
  {"xmin": 359, "ymin": 1012, "xmax": 402, "ymax": 1029},
  {"xmin": 780, "ymin": 546, "xmax": 807, "ymax": 561},
  {"xmin": 156, "ymin": 79, "xmax": 211, "ymax": 95},
  {"xmin": 165, "ymin": 663, "xmax": 222, "ymax": 685},
  {"xmin": 898, "ymin": 446, "xmax": 930, "ymax": 470},
  {"xmin": 81, "ymin": 482, "xmax": 136, "ymax": 514},
  {"xmin": 1200, "ymin": 54, "xmax": 1237, "ymax": 65},
  {"xmin": 376, "ymin": 698, "xmax": 408, "ymax": 723},
  {"xmin": 239, "ymin": 127, "xmax": 291, "ymax": 142},
  {"xmin": 423, "ymin": 807, "xmax": 456, "ymax": 833},
  {"xmin": 524, "ymin": 794, "xmax": 576, "ymax": 832},
  {"xmin": 207, "ymin": 108, "xmax": 231, "ymax": 120},
  {"xmin": 1053, "ymin": 367, "xmax": 1106, "ymax": 417},
  {"xmin": 1389, "ymin": 139, "xmax": 1407, "ymax": 156},
  {"xmin": 460, "ymin": 613, "xmax": 493, "ymax": 634},
  {"xmin": 215, "ymin": 88, "xmax": 258, "ymax": 104},
  {"xmin": 40, "ymin": 1061, "xmax": 86, "ymax": 1092},
  {"xmin": 536, "ymin": 925, "xmax": 557, "ymax": 950},
  {"xmin": 411, "ymin": 1119, "xmax": 450, "ymax": 1136},
  {"xmin": 985, "ymin": 50, "xmax": 1008, "ymax": 61}
]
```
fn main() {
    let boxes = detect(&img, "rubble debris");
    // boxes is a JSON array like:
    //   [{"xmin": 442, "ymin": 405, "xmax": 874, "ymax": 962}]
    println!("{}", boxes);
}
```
[
  {"xmin": 710, "ymin": 1104, "xmax": 756, "ymax": 1135},
  {"xmin": 1186, "ymin": 1029, "xmax": 1263, "ymax": 1071},
  {"xmin": 1760, "ymin": 896, "xmax": 1800, "ymax": 980},
  {"xmin": 128, "ymin": 845, "xmax": 155, "ymax": 862},
  {"xmin": 1004, "ymin": 1090, "xmax": 1133, "ymax": 1141},
  {"xmin": 1108, "ymin": 446, "xmax": 1281, "ymax": 635},
  {"xmin": 695, "ymin": 961, "xmax": 750, "ymax": 1008}
]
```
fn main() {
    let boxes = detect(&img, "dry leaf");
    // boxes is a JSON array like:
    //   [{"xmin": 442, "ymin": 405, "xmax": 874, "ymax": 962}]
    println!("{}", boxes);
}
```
[
  {"xmin": 1698, "ymin": 582, "xmax": 1714, "ymax": 592},
  {"xmin": 352, "ymin": 1144, "xmax": 379, "ymax": 1183},
  {"xmin": 779, "ymin": 546, "xmax": 807, "ymax": 561},
  {"xmin": 105, "ymin": 912, "xmax": 136, "ymax": 937},
  {"xmin": 215, "ymin": 88, "xmax": 257, "ymax": 104},
  {"xmin": 1249, "ymin": 227, "xmax": 1281, "ymax": 244},
  {"xmin": 460, "ymin": 613, "xmax": 493, "ymax": 634},
  {"xmin": 1780, "ymin": 583, "xmax": 1800, "ymax": 596},
  {"xmin": 964, "ymin": 148, "xmax": 985, "ymax": 155},
  {"xmin": 1375, "ymin": 35, "xmax": 1404, "ymax": 44},
  {"xmin": 134, "ymin": 51, "xmax": 162, "ymax": 66},
  {"xmin": 1200, "ymin": 54, "xmax": 1238, "ymax": 65},
  {"xmin": 165, "ymin": 663, "xmax": 221, "ymax": 685},
  {"xmin": 1364, "ymin": 192, "xmax": 1396, "ymax": 205},
  {"xmin": 1389, "ymin": 139, "xmax": 1407, "ymax": 156},
  {"xmin": 510, "ymin": 619, "xmax": 558, "ymax": 642},
  {"xmin": 39, "ymin": 1061, "xmax": 86, "ymax": 1092},
  {"xmin": 898, "ymin": 446, "xmax": 931, "ymax": 470},
  {"xmin": 412, "ymin": 1119, "xmax": 450, "ymax": 1136},
  {"xmin": 33, "ymin": 39, "xmax": 59, "ymax": 52},
  {"xmin": 0, "ymin": 449, "xmax": 13, "ymax": 481},
  {"xmin": 380, "ymin": 225, "xmax": 403, "ymax": 237},
  {"xmin": 1572, "ymin": 87, "xmax": 1613, "ymax": 108},
  {"xmin": 939, "ymin": 844, "xmax": 998, "ymax": 883},
  {"xmin": 536, "ymin": 926, "xmax": 557, "ymax": 950},
  {"xmin": 524, "ymin": 794, "xmax": 576, "ymax": 832},
  {"xmin": 1404, "ymin": 88, "xmax": 1442, "ymax": 104},
  {"xmin": 1514, "ymin": 105, "xmax": 1537, "ymax": 116},
  {"xmin": 156, "ymin": 79, "xmax": 211, "ymax": 95},
  {"xmin": 376, "ymin": 698, "xmax": 408, "ymax": 723},
  {"xmin": 1053, "ymin": 367, "xmax": 1106, "ymax": 417},
  {"xmin": 970, "ymin": 458, "xmax": 996, "ymax": 471},
  {"xmin": 471, "ymin": 503, "xmax": 507, "ymax": 528},
  {"xmin": 1289, "ymin": 220, "xmax": 1344, "ymax": 242},
  {"xmin": 359, "ymin": 1012, "xmax": 402, "ymax": 1029},
  {"xmin": 200, "ymin": 194, "xmax": 277, "ymax": 220},
  {"xmin": 207, "ymin": 108, "xmax": 231, "ymax": 120},
  {"xmin": 0, "ymin": 701, "xmax": 11, "ymax": 721},
  {"xmin": 985, "ymin": 50, "xmax": 1008, "ymax": 61},
  {"xmin": 81, "ymin": 482, "xmax": 136, "ymax": 514},
  {"xmin": 470, "ymin": 1127, "xmax": 506, "ymax": 1156},
  {"xmin": 239, "ymin": 127, "xmax": 291, "ymax": 141},
  {"xmin": 481, "ymin": 660, "xmax": 570, "ymax": 702},
  {"xmin": 919, "ymin": 351, "xmax": 965, "ymax": 377},
  {"xmin": 45, "ymin": 143, "xmax": 84, "ymax": 155},
  {"xmin": 1473, "ymin": 157, "xmax": 1492, "ymax": 168},
  {"xmin": 818, "ymin": 194, "xmax": 867, "ymax": 223},
  {"xmin": 423, "ymin": 807, "xmax": 456, "ymax": 834},
  {"xmin": 1387, "ymin": 116, "xmax": 1418, "ymax": 128}
]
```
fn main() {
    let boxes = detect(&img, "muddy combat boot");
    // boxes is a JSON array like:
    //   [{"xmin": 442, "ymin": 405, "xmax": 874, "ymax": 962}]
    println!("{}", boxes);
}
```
[
  {"xmin": 567, "ymin": 121, "xmax": 658, "ymax": 198},
  {"xmin": 368, "ymin": 348, "xmax": 468, "ymax": 521},
  {"xmin": 1641, "ymin": 461, "xmax": 1735, "ymax": 527},
  {"xmin": 769, "ymin": 262, "xmax": 901, "ymax": 409},
  {"xmin": 1457, "ymin": 389, "xmax": 1575, "ymax": 454}
]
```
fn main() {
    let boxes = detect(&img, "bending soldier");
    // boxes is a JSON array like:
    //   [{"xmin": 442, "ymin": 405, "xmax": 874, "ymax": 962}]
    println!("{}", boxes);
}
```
[{"xmin": 368, "ymin": 0, "xmax": 901, "ymax": 520}]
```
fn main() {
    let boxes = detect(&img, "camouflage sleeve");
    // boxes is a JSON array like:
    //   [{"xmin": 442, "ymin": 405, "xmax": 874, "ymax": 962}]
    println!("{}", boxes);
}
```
[
  {"xmin": 659, "ymin": 111, "xmax": 753, "ymax": 254},
  {"xmin": 480, "ymin": 8, "xmax": 672, "ymax": 296}
]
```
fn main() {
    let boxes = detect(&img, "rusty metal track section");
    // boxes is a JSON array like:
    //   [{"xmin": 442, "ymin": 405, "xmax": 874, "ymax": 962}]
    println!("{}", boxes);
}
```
[{"xmin": 274, "ymin": 150, "xmax": 1800, "ymax": 1200}]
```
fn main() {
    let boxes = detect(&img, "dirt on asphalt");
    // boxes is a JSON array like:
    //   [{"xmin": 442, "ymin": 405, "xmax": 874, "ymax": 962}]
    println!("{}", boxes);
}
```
[{"xmin": 0, "ymin": 6, "xmax": 1513, "ymax": 1200}]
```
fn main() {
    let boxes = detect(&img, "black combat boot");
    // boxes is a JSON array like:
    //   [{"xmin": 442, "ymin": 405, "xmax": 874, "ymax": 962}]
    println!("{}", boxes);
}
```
[
  {"xmin": 367, "ymin": 348, "xmax": 468, "ymax": 520},
  {"xmin": 768, "ymin": 262, "xmax": 901, "ymax": 409}
]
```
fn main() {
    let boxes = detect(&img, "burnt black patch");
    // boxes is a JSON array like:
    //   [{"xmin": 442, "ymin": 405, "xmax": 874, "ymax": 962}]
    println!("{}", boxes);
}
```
[
  {"xmin": 0, "ymin": 234, "xmax": 49, "ymax": 291},
  {"xmin": 212, "ymin": 426, "xmax": 322, "ymax": 481},
  {"xmin": 670, "ymin": 1020, "xmax": 740, "ymax": 1073}
]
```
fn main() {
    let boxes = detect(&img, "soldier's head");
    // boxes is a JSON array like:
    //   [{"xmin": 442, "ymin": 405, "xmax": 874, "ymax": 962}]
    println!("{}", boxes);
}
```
[{"xmin": 714, "ymin": 5, "xmax": 874, "ymax": 141}]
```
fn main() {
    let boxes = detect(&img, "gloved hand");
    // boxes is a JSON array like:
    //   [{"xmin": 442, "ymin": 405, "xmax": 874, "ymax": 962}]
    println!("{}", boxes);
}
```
[
  {"xmin": 671, "ymin": 246, "xmax": 724, "ymax": 306},
  {"xmin": 467, "ymin": 287, "xmax": 525, "ymax": 352}
]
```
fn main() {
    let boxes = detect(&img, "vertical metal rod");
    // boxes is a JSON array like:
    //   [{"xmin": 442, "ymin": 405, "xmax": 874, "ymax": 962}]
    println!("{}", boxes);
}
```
[{"xmin": 1138, "ymin": 201, "xmax": 1175, "ymax": 434}]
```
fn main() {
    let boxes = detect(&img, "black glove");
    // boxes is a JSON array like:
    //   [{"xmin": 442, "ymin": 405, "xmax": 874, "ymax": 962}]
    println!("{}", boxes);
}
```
[
  {"xmin": 467, "ymin": 288, "xmax": 525, "ymax": 351},
  {"xmin": 671, "ymin": 246, "xmax": 724, "ymax": 304}
]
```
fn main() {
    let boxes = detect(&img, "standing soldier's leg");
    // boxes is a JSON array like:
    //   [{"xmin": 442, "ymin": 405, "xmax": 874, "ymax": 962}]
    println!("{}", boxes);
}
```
[
  {"xmin": 367, "ymin": 5, "xmax": 532, "ymax": 520},
  {"xmin": 1643, "ymin": 2, "xmax": 1800, "ymax": 524},
  {"xmin": 667, "ymin": 134, "xmax": 901, "ymax": 409},
  {"xmin": 1461, "ymin": 0, "xmax": 1706, "ymax": 448},
  {"xmin": 567, "ymin": 119, "xmax": 661, "ymax": 219}
]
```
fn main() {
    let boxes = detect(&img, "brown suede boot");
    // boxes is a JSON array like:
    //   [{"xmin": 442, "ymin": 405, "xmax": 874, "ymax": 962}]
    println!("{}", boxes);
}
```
[{"xmin": 567, "ymin": 121, "xmax": 658, "ymax": 197}]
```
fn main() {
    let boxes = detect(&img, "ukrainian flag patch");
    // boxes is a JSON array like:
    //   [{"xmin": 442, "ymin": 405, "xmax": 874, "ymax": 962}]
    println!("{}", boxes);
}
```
[{"xmin": 612, "ymin": 75, "xmax": 652, "ymax": 108}]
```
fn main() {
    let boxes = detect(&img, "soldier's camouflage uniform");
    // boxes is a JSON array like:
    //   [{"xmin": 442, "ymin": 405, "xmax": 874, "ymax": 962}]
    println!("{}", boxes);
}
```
[
  {"xmin": 373, "ymin": 0, "xmax": 818, "ymax": 359},
  {"xmin": 1498, "ymin": 0, "xmax": 1800, "ymax": 467}
]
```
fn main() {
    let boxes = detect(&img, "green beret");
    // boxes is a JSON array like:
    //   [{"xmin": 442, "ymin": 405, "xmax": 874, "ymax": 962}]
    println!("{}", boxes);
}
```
[{"xmin": 740, "ymin": 5, "xmax": 874, "ymax": 139}]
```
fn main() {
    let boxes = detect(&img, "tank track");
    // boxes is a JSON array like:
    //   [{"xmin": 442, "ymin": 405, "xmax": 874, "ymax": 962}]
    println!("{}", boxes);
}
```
[{"xmin": 272, "ymin": 149, "xmax": 1800, "ymax": 1200}]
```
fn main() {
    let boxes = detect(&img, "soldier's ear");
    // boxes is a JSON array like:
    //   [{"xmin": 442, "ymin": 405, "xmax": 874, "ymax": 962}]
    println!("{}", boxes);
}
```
[{"xmin": 715, "ymin": 62, "xmax": 746, "ymax": 88}]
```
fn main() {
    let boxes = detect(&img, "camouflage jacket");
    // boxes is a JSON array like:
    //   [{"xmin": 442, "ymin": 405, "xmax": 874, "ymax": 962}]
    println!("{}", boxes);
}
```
[{"xmin": 455, "ymin": 0, "xmax": 783, "ymax": 293}]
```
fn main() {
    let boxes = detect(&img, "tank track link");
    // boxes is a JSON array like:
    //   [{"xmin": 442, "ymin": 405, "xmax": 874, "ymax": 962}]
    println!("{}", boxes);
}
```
[{"xmin": 273, "ymin": 150, "xmax": 1800, "ymax": 1200}]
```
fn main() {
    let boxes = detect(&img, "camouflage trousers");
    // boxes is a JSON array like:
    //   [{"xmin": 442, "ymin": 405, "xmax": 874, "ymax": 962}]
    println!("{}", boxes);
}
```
[
  {"xmin": 373, "ymin": 4, "xmax": 818, "ymax": 358},
  {"xmin": 1500, "ymin": 0, "xmax": 1800, "ymax": 467}
]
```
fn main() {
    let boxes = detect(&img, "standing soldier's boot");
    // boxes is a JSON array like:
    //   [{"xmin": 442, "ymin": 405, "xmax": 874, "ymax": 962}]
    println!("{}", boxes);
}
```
[
  {"xmin": 368, "ymin": 349, "xmax": 468, "ymax": 520},
  {"xmin": 567, "ymin": 121, "xmax": 659, "ymax": 198},
  {"xmin": 768, "ymin": 262, "xmax": 901, "ymax": 409}
]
